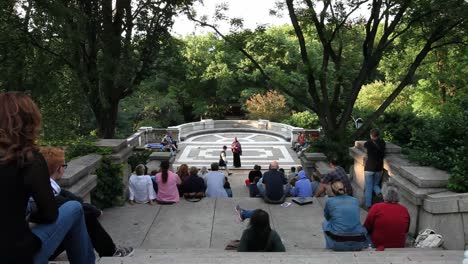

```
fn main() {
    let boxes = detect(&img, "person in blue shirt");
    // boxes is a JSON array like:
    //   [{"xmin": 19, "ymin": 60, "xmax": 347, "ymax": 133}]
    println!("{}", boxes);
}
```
[
  {"xmin": 289, "ymin": 170, "xmax": 312, "ymax": 197},
  {"xmin": 322, "ymin": 181, "xmax": 369, "ymax": 251}
]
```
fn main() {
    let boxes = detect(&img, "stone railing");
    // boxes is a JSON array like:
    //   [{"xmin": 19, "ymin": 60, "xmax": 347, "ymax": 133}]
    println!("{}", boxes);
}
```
[
  {"xmin": 350, "ymin": 141, "xmax": 467, "ymax": 250},
  {"xmin": 134, "ymin": 120, "xmax": 314, "ymax": 147},
  {"xmin": 57, "ymin": 154, "xmax": 102, "ymax": 203}
]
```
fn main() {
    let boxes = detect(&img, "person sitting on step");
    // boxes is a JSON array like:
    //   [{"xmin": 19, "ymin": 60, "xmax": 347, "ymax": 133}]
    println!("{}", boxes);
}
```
[
  {"xmin": 289, "ymin": 170, "xmax": 312, "ymax": 198},
  {"xmin": 204, "ymin": 163, "xmax": 228, "ymax": 198},
  {"xmin": 155, "ymin": 160, "xmax": 182, "ymax": 204},
  {"xmin": 315, "ymin": 159, "xmax": 353, "ymax": 197},
  {"xmin": 129, "ymin": 164, "xmax": 156, "ymax": 205},
  {"xmin": 364, "ymin": 183, "xmax": 410, "ymax": 250},
  {"xmin": 261, "ymin": 161, "xmax": 287, "ymax": 204},
  {"xmin": 182, "ymin": 166, "xmax": 206, "ymax": 199},
  {"xmin": 39, "ymin": 147, "xmax": 134, "ymax": 258},
  {"xmin": 322, "ymin": 181, "xmax": 369, "ymax": 251},
  {"xmin": 234, "ymin": 208, "xmax": 285, "ymax": 252},
  {"xmin": 246, "ymin": 164, "xmax": 262, "ymax": 186}
]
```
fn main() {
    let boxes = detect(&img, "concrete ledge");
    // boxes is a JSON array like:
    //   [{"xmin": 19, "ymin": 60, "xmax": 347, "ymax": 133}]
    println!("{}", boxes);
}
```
[
  {"xmin": 96, "ymin": 139, "xmax": 127, "ymax": 153},
  {"xmin": 302, "ymin": 153, "xmax": 327, "ymax": 161},
  {"xmin": 399, "ymin": 166, "xmax": 449, "ymax": 188},
  {"xmin": 149, "ymin": 152, "xmax": 172, "ymax": 161},
  {"xmin": 64, "ymin": 174, "xmax": 98, "ymax": 200},
  {"xmin": 389, "ymin": 174, "xmax": 446, "ymax": 205},
  {"xmin": 424, "ymin": 192, "xmax": 468, "ymax": 214},
  {"xmin": 354, "ymin": 141, "xmax": 401, "ymax": 154},
  {"xmin": 315, "ymin": 161, "xmax": 333, "ymax": 176},
  {"xmin": 58, "ymin": 154, "xmax": 102, "ymax": 188},
  {"xmin": 107, "ymin": 147, "xmax": 133, "ymax": 163}
]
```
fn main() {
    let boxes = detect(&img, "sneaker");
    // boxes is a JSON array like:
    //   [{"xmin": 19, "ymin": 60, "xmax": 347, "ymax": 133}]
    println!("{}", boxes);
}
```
[
  {"xmin": 234, "ymin": 204, "xmax": 244, "ymax": 222},
  {"xmin": 113, "ymin": 246, "xmax": 134, "ymax": 257}
]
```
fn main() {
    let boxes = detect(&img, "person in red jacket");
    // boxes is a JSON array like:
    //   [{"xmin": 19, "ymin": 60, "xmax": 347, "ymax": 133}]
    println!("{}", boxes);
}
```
[{"xmin": 364, "ymin": 183, "xmax": 410, "ymax": 250}]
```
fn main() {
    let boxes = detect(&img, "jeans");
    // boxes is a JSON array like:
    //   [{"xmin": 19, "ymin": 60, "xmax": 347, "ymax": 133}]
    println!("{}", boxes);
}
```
[
  {"xmin": 241, "ymin": 209, "xmax": 255, "ymax": 220},
  {"xmin": 322, "ymin": 221, "xmax": 368, "ymax": 251},
  {"xmin": 31, "ymin": 201, "xmax": 95, "ymax": 264},
  {"xmin": 257, "ymin": 181, "xmax": 265, "ymax": 197},
  {"xmin": 364, "ymin": 171, "xmax": 382, "ymax": 207},
  {"xmin": 225, "ymin": 188, "xmax": 233, "ymax": 198}
]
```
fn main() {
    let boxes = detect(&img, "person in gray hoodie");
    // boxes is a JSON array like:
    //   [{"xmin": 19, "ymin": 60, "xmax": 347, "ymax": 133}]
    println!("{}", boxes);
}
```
[{"xmin": 290, "ymin": 170, "xmax": 312, "ymax": 197}]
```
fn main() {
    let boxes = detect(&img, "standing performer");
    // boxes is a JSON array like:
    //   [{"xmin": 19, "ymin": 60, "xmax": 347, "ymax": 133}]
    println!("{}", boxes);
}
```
[
  {"xmin": 231, "ymin": 137, "xmax": 242, "ymax": 168},
  {"xmin": 219, "ymin": 146, "xmax": 231, "ymax": 175}
]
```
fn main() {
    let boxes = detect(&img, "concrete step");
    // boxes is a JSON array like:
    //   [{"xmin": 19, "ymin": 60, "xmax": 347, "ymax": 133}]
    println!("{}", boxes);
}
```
[{"xmin": 98, "ymin": 248, "xmax": 463, "ymax": 264}]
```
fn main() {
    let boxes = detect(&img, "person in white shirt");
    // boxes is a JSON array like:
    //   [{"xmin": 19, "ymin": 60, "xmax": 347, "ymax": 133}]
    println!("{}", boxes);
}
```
[
  {"xmin": 204, "ymin": 163, "xmax": 228, "ymax": 198},
  {"xmin": 129, "ymin": 164, "xmax": 157, "ymax": 205}
]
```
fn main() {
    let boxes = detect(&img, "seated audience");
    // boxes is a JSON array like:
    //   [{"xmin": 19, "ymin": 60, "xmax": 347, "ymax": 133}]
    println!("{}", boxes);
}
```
[
  {"xmin": 198, "ymin": 166, "xmax": 208, "ymax": 178},
  {"xmin": 235, "ymin": 208, "xmax": 285, "ymax": 252},
  {"xmin": 224, "ymin": 176, "xmax": 233, "ymax": 197},
  {"xmin": 129, "ymin": 164, "xmax": 156, "ymax": 205},
  {"xmin": 287, "ymin": 167, "xmax": 297, "ymax": 181},
  {"xmin": 249, "ymin": 177, "xmax": 261, "ymax": 197},
  {"xmin": 262, "ymin": 161, "xmax": 287, "ymax": 204},
  {"xmin": 1, "ymin": 92, "xmax": 95, "ymax": 264},
  {"xmin": 364, "ymin": 183, "xmax": 410, "ymax": 250},
  {"xmin": 204, "ymin": 163, "xmax": 228, "ymax": 198},
  {"xmin": 290, "ymin": 170, "xmax": 312, "ymax": 197},
  {"xmin": 315, "ymin": 160, "xmax": 353, "ymax": 197},
  {"xmin": 247, "ymin": 164, "xmax": 262, "ymax": 186},
  {"xmin": 40, "ymin": 147, "xmax": 133, "ymax": 258},
  {"xmin": 177, "ymin": 164, "xmax": 190, "ymax": 196},
  {"xmin": 155, "ymin": 160, "xmax": 182, "ymax": 204},
  {"xmin": 182, "ymin": 167, "xmax": 206, "ymax": 199},
  {"xmin": 322, "ymin": 181, "xmax": 368, "ymax": 251}
]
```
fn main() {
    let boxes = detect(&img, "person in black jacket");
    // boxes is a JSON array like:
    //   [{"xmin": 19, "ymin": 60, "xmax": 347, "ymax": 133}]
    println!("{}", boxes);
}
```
[
  {"xmin": 39, "ymin": 147, "xmax": 134, "ymax": 258},
  {"xmin": 0, "ymin": 92, "xmax": 94, "ymax": 264},
  {"xmin": 358, "ymin": 128, "xmax": 386, "ymax": 209}
]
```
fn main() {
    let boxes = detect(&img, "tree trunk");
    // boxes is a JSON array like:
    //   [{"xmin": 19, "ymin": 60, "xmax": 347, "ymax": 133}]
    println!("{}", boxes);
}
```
[{"xmin": 94, "ymin": 100, "xmax": 119, "ymax": 139}]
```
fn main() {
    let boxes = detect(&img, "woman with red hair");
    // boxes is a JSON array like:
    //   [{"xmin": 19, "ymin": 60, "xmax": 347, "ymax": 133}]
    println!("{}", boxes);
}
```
[{"xmin": 0, "ymin": 92, "xmax": 94, "ymax": 264}]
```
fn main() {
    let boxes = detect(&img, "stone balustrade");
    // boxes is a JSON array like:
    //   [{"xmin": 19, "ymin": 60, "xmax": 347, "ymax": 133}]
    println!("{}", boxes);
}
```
[{"xmin": 57, "ymin": 154, "xmax": 102, "ymax": 203}]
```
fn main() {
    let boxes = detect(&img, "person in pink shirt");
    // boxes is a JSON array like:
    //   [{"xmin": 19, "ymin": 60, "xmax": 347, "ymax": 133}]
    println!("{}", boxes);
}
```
[{"xmin": 155, "ymin": 160, "xmax": 181, "ymax": 204}]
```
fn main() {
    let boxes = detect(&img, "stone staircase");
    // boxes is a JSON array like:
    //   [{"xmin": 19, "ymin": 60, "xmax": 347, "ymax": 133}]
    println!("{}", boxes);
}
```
[{"xmin": 98, "ymin": 248, "xmax": 463, "ymax": 263}]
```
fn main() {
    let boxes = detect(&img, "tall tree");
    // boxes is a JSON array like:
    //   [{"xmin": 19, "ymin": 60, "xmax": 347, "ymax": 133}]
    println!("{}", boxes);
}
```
[
  {"xmin": 13, "ymin": 0, "xmax": 194, "ymax": 138},
  {"xmin": 189, "ymin": 0, "xmax": 466, "ymax": 139}
]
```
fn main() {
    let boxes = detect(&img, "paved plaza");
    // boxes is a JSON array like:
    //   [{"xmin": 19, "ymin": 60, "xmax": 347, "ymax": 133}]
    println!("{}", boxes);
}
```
[{"xmin": 174, "ymin": 132, "xmax": 301, "ymax": 169}]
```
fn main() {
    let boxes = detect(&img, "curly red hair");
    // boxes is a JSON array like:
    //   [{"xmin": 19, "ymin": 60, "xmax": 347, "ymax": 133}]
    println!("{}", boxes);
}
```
[{"xmin": 0, "ymin": 92, "xmax": 42, "ymax": 165}]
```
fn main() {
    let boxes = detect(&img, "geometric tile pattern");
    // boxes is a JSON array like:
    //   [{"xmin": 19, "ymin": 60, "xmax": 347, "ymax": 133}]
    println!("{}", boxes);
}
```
[{"xmin": 174, "ymin": 132, "xmax": 301, "ymax": 169}]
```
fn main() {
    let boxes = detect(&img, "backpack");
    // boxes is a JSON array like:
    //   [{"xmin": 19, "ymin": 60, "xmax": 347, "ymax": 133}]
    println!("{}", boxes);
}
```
[{"xmin": 414, "ymin": 229, "xmax": 444, "ymax": 248}]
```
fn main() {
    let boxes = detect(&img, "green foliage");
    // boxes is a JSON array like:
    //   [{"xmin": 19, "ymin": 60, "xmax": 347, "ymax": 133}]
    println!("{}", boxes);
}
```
[
  {"xmin": 405, "ymin": 100, "xmax": 467, "ymax": 192},
  {"xmin": 128, "ymin": 149, "xmax": 153, "ymax": 172},
  {"xmin": 447, "ymin": 157, "xmax": 468, "ymax": 193},
  {"xmin": 245, "ymin": 90, "xmax": 290, "ymax": 121},
  {"xmin": 284, "ymin": 111, "xmax": 320, "ymax": 128},
  {"xmin": 39, "ymin": 137, "xmax": 112, "ymax": 161},
  {"xmin": 356, "ymin": 81, "xmax": 413, "ymax": 113},
  {"xmin": 91, "ymin": 157, "xmax": 124, "ymax": 209},
  {"xmin": 308, "ymin": 134, "xmax": 354, "ymax": 171}
]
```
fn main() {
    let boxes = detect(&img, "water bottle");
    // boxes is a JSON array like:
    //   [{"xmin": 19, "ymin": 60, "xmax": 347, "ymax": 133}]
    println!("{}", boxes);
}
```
[{"xmin": 463, "ymin": 250, "xmax": 468, "ymax": 264}]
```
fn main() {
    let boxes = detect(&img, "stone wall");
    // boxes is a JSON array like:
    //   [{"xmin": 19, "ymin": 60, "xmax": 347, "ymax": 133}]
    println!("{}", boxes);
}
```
[
  {"xmin": 57, "ymin": 154, "xmax": 101, "ymax": 203},
  {"xmin": 349, "ymin": 141, "xmax": 468, "ymax": 250}
]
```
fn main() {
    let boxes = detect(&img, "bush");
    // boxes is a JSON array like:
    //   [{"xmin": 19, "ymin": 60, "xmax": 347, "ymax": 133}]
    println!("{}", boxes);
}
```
[
  {"xmin": 91, "ymin": 157, "xmax": 124, "ymax": 209},
  {"xmin": 245, "ymin": 90, "xmax": 290, "ymax": 122},
  {"xmin": 128, "ymin": 149, "xmax": 153, "ymax": 172},
  {"xmin": 39, "ymin": 137, "xmax": 113, "ymax": 161},
  {"xmin": 406, "ymin": 102, "xmax": 467, "ymax": 192},
  {"xmin": 308, "ymin": 134, "xmax": 354, "ymax": 171},
  {"xmin": 284, "ymin": 111, "xmax": 320, "ymax": 128}
]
